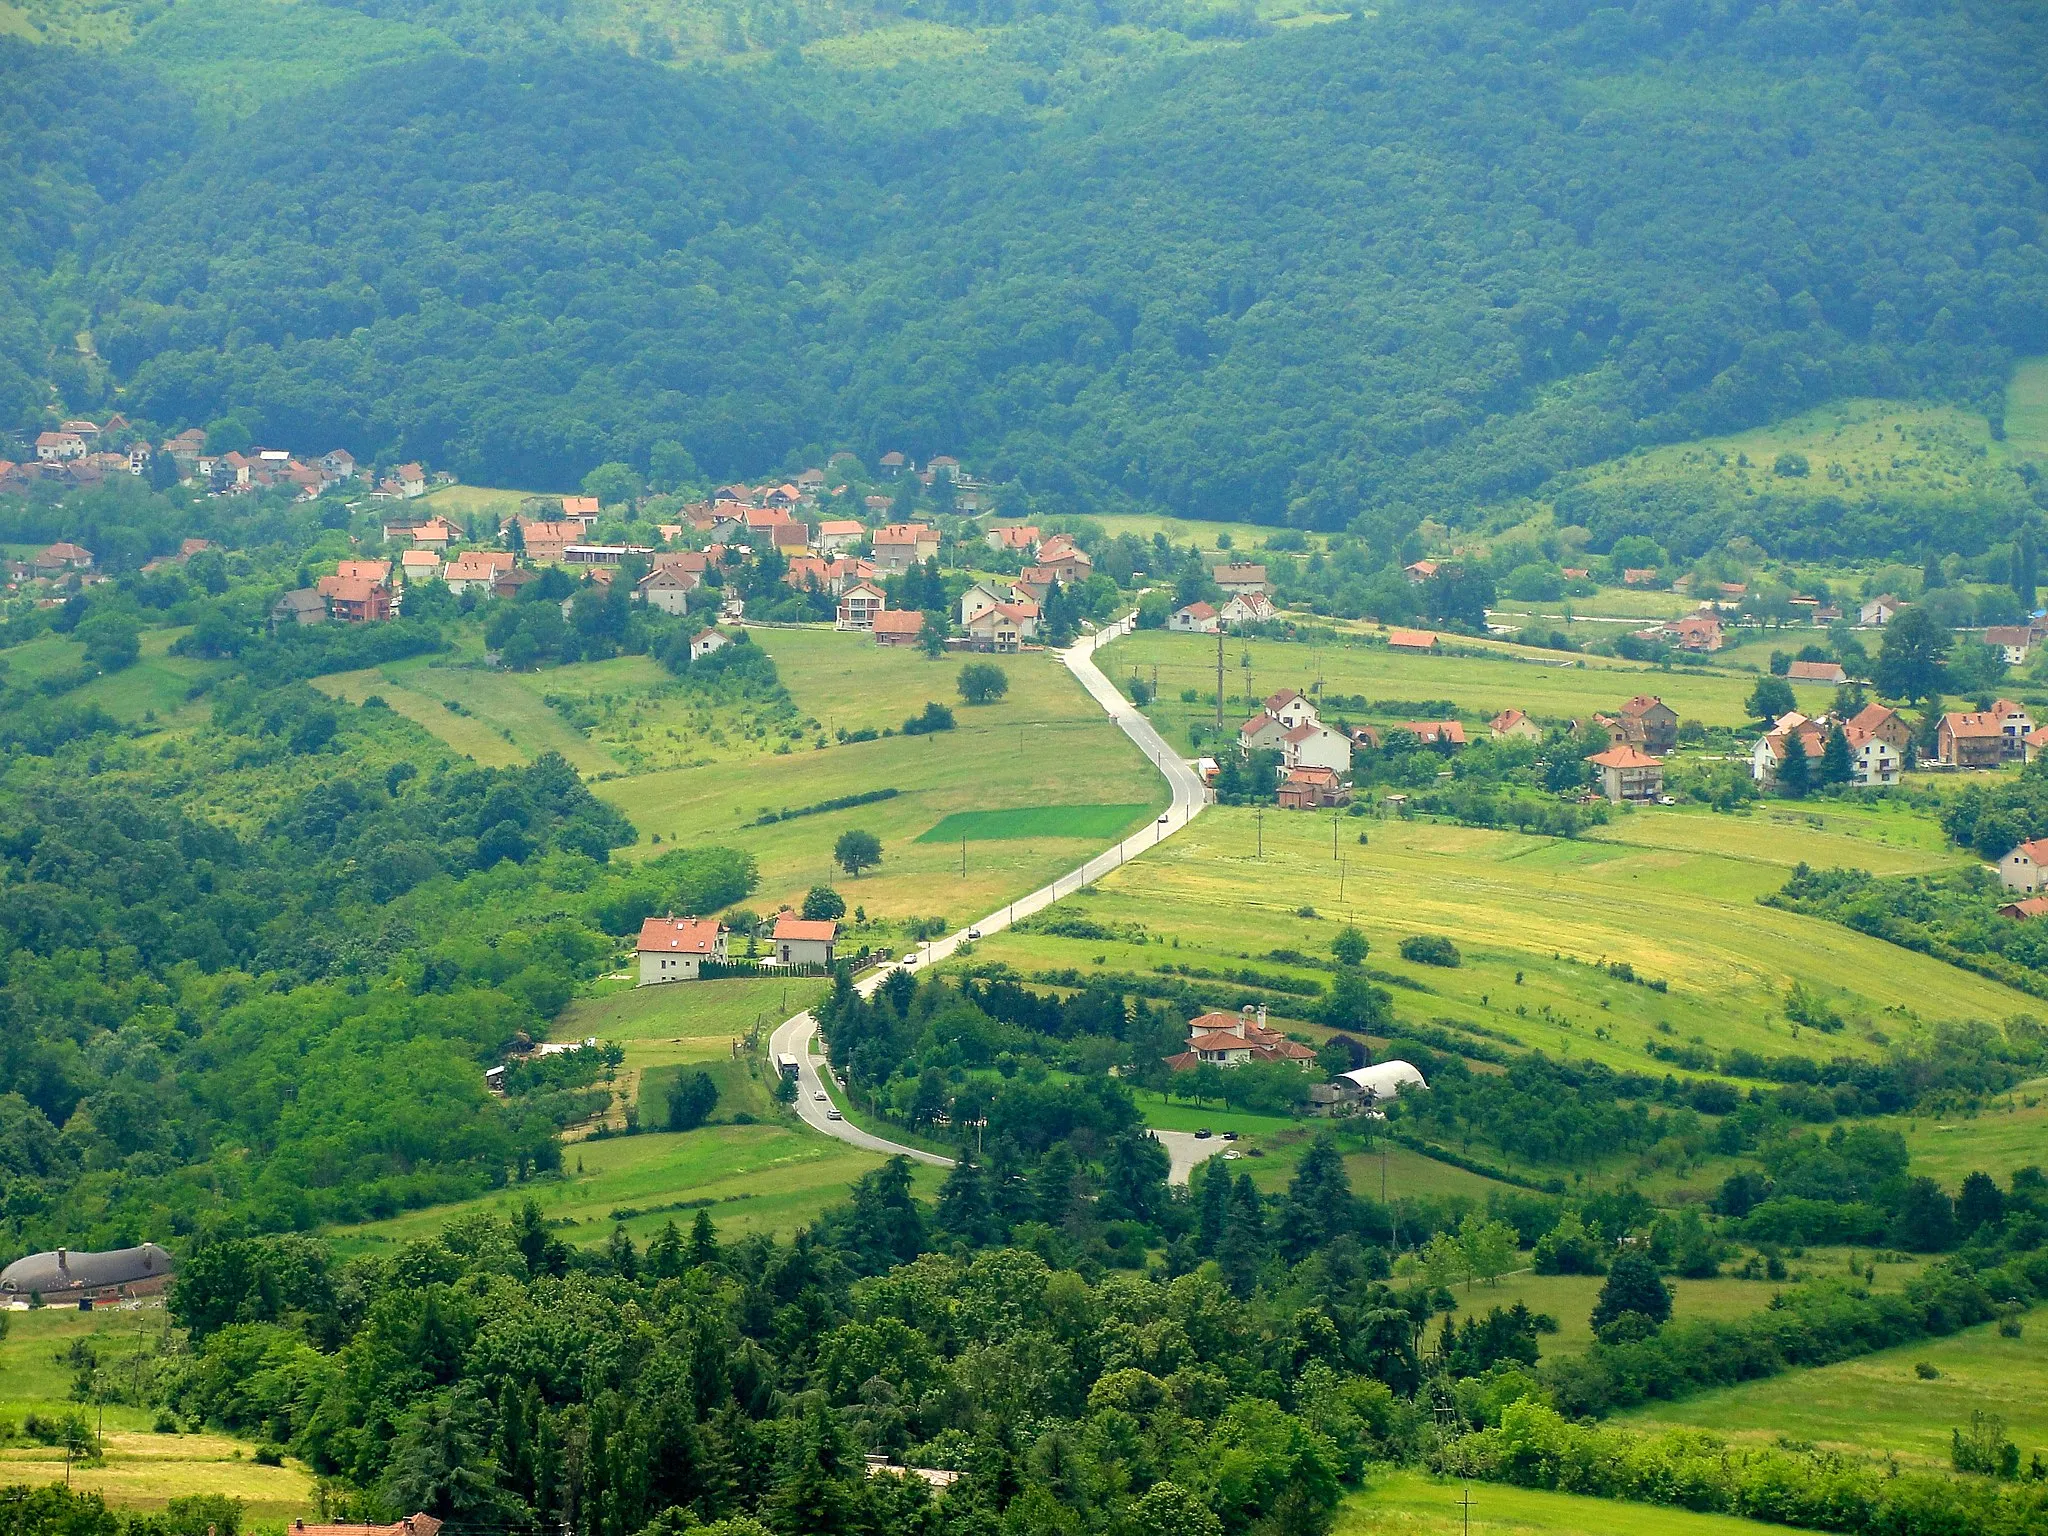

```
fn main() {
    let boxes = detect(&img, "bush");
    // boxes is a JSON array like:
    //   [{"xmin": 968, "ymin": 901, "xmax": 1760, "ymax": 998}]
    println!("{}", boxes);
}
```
[
  {"xmin": 902, "ymin": 701, "xmax": 955, "ymax": 735},
  {"xmin": 958, "ymin": 662, "xmax": 1009, "ymax": 704},
  {"xmin": 666, "ymin": 1070, "xmax": 719, "ymax": 1132},
  {"xmin": 254, "ymin": 1442, "xmax": 285, "ymax": 1466},
  {"xmin": 1399, "ymin": 934, "xmax": 1461, "ymax": 967}
]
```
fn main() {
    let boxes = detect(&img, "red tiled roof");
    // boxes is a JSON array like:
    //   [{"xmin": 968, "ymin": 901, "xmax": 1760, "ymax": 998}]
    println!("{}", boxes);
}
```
[
  {"xmin": 1587, "ymin": 744, "xmax": 1662, "ymax": 769},
  {"xmin": 772, "ymin": 916, "xmax": 838, "ymax": 942},
  {"xmin": 1387, "ymin": 628, "xmax": 1438, "ymax": 649},
  {"xmin": 637, "ymin": 917, "xmax": 723, "ymax": 954},
  {"xmin": 872, "ymin": 610, "xmax": 924, "ymax": 635}
]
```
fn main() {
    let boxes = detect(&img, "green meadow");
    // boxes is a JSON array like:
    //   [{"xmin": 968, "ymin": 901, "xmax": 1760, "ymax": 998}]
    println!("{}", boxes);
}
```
[
  {"xmin": 917, "ymin": 804, "xmax": 1154, "ymax": 843},
  {"xmin": 1885, "ymin": 1083, "xmax": 2048, "ymax": 1187},
  {"xmin": 962, "ymin": 802, "xmax": 2017, "ymax": 1100},
  {"xmin": 1621, "ymin": 1305, "xmax": 2048, "ymax": 1472},
  {"xmin": 1338, "ymin": 1470, "xmax": 1770, "ymax": 1536},
  {"xmin": 1108, "ymin": 631, "xmax": 1832, "ymax": 752},
  {"xmin": 0, "ymin": 1304, "xmax": 315, "ymax": 1516}
]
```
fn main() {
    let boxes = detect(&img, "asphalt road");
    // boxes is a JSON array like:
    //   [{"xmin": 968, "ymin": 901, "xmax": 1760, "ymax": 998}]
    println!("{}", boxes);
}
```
[{"xmin": 768, "ymin": 614, "xmax": 1211, "ymax": 1166}]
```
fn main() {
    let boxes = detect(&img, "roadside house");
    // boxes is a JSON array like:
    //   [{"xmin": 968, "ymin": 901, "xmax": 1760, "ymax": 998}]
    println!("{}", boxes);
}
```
[
  {"xmin": 1170, "ymin": 601, "xmax": 1220, "ymax": 633},
  {"xmin": 1278, "ymin": 765, "xmax": 1350, "ymax": 810},
  {"xmin": 1999, "ymin": 838, "xmax": 2048, "ymax": 895},
  {"xmin": 1616, "ymin": 695, "xmax": 1679, "ymax": 754},
  {"xmin": 1587, "ymin": 743, "xmax": 1664, "ymax": 803},
  {"xmin": 772, "ymin": 916, "xmax": 837, "ymax": 966},
  {"xmin": 636, "ymin": 917, "xmax": 727, "ymax": 983},
  {"xmin": 836, "ymin": 582, "xmax": 887, "ymax": 631}
]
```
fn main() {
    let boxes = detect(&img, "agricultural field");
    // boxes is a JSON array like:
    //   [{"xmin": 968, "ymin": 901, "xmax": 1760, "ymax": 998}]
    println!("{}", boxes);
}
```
[
  {"xmin": 1620, "ymin": 1304, "xmax": 2048, "ymax": 1472},
  {"xmin": 2009, "ymin": 357, "xmax": 2048, "ymax": 454},
  {"xmin": 327, "ymin": 1116, "xmax": 941, "ymax": 1255},
  {"xmin": 1338, "ymin": 1470, "xmax": 1768, "ymax": 1536},
  {"xmin": 960, "ymin": 803, "xmax": 2021, "ymax": 1092},
  {"xmin": 0, "ymin": 1304, "xmax": 314, "ymax": 1517},
  {"xmin": 1107, "ymin": 631, "xmax": 1831, "ymax": 752},
  {"xmin": 1864, "ymin": 1081, "xmax": 2048, "ymax": 1191},
  {"xmin": 414, "ymin": 482, "xmax": 560, "ymax": 526}
]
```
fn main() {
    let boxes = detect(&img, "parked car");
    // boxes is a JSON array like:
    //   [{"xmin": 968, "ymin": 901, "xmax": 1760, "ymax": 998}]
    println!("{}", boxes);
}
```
[
  {"xmin": 1194, "ymin": 1128, "xmax": 1212, "ymax": 1139},
  {"xmin": 967, "ymin": 927, "xmax": 982, "ymax": 939}
]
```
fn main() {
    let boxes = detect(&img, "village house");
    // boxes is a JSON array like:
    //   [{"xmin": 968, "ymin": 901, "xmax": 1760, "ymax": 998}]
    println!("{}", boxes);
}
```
[
  {"xmin": 1386, "ymin": 628, "xmax": 1439, "ymax": 653},
  {"xmin": 1401, "ymin": 719, "xmax": 1467, "ymax": 749},
  {"xmin": 35, "ymin": 431, "xmax": 86, "ymax": 462},
  {"xmin": 2000, "ymin": 897, "xmax": 2048, "ymax": 921},
  {"xmin": 985, "ymin": 524, "xmax": 1041, "ymax": 555},
  {"xmin": 560, "ymin": 495, "xmax": 600, "ymax": 524},
  {"xmin": 1787, "ymin": 659, "xmax": 1848, "ymax": 685},
  {"xmin": 1999, "ymin": 839, "xmax": 2048, "ymax": 895},
  {"xmin": 319, "ymin": 448, "xmax": 356, "ymax": 480},
  {"xmin": 442, "ymin": 550, "xmax": 515, "ymax": 596},
  {"xmin": 784, "ymin": 555, "xmax": 832, "ymax": 590},
  {"xmin": 690, "ymin": 627, "xmax": 740, "ymax": 661},
  {"xmin": 1402, "ymin": 560, "xmax": 1439, "ymax": 584},
  {"xmin": 400, "ymin": 549, "xmax": 443, "ymax": 584},
  {"xmin": 1983, "ymin": 625, "xmax": 2035, "ymax": 666},
  {"xmin": 959, "ymin": 582, "xmax": 1004, "ymax": 627},
  {"xmin": 1034, "ymin": 535, "xmax": 1093, "ymax": 584},
  {"xmin": 1261, "ymin": 689, "xmax": 1319, "ymax": 730},
  {"xmin": 1239, "ymin": 710, "xmax": 1293, "ymax": 753},
  {"xmin": 493, "ymin": 566, "xmax": 540, "ymax": 601},
  {"xmin": 33, "ymin": 541, "xmax": 94, "ymax": 573},
  {"xmin": 1162, "ymin": 1005, "xmax": 1317, "ymax": 1071},
  {"xmin": 966, "ymin": 600, "xmax": 1038, "ymax": 652},
  {"xmin": 1749, "ymin": 712, "xmax": 1825, "ymax": 786},
  {"xmin": 796, "ymin": 468, "xmax": 827, "ymax": 497},
  {"xmin": 872, "ymin": 523, "xmax": 941, "ymax": 574},
  {"xmin": 520, "ymin": 520, "xmax": 579, "ymax": 564},
  {"xmin": 824, "ymin": 556, "xmax": 877, "ymax": 595},
  {"xmin": 1171, "ymin": 600, "xmax": 1220, "ymax": 634},
  {"xmin": 1860, "ymin": 595, "xmax": 1904, "ymax": 627},
  {"xmin": 407, "ymin": 516, "xmax": 462, "ymax": 552},
  {"xmin": 1615, "ymin": 695, "xmax": 1680, "ymax": 755},
  {"xmin": 1588, "ymin": 742, "xmax": 1665, "ymax": 803},
  {"xmin": 1939, "ymin": 700, "xmax": 2032, "ymax": 767},
  {"xmin": 392, "ymin": 463, "xmax": 427, "ymax": 498},
  {"xmin": 1281, "ymin": 720, "xmax": 1352, "ymax": 775},
  {"xmin": 1489, "ymin": 709, "xmax": 1540, "ymax": 741},
  {"xmin": 636, "ymin": 916, "xmax": 727, "ymax": 983},
  {"xmin": 873, "ymin": 610, "xmax": 925, "ymax": 647},
  {"xmin": 926, "ymin": 454, "xmax": 962, "ymax": 481},
  {"xmin": 771, "ymin": 915, "xmax": 837, "ymax": 966},
  {"xmin": 879, "ymin": 451, "xmax": 908, "ymax": 476},
  {"xmin": 1848, "ymin": 702, "xmax": 1913, "ymax": 752},
  {"xmin": 1843, "ymin": 721, "xmax": 1902, "ymax": 787},
  {"xmin": 1662, "ymin": 613, "xmax": 1724, "ymax": 652},
  {"xmin": 270, "ymin": 588, "xmax": 327, "ymax": 628},
  {"xmin": 637, "ymin": 564, "xmax": 698, "ymax": 615},
  {"xmin": 1220, "ymin": 591, "xmax": 1276, "ymax": 626},
  {"xmin": 1212, "ymin": 562, "xmax": 1270, "ymax": 597},
  {"xmin": 836, "ymin": 582, "xmax": 887, "ymax": 631},
  {"xmin": 1622, "ymin": 567, "xmax": 1659, "ymax": 587},
  {"xmin": 1239, "ymin": 689, "xmax": 1320, "ymax": 753},
  {"xmin": 1278, "ymin": 765, "xmax": 1351, "ymax": 810},
  {"xmin": 318, "ymin": 575, "xmax": 393, "ymax": 623},
  {"xmin": 815, "ymin": 519, "xmax": 866, "ymax": 556}
]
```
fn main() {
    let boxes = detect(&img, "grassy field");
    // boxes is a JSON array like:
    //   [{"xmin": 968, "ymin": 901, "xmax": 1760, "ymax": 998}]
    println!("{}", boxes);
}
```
[
  {"xmin": 317, "ymin": 650, "xmax": 623, "ymax": 775},
  {"xmin": 327, "ymin": 1117, "xmax": 941, "ymax": 1254},
  {"xmin": 415, "ymin": 482, "xmax": 562, "ymax": 524},
  {"xmin": 1339, "ymin": 1470, "xmax": 1769, "ymax": 1536},
  {"xmin": 1107, "ymin": 631, "xmax": 1832, "ymax": 750},
  {"xmin": 2009, "ymin": 357, "xmax": 2048, "ymax": 455},
  {"xmin": 1885, "ymin": 1082, "xmax": 2048, "ymax": 1186},
  {"xmin": 1621, "ymin": 1305, "xmax": 2048, "ymax": 1472},
  {"xmin": 0, "ymin": 1304, "xmax": 315, "ymax": 1517},
  {"xmin": 917, "ymin": 804, "xmax": 1153, "ymax": 842},
  {"xmin": 959, "ymin": 804, "xmax": 2018, "ymax": 1101}
]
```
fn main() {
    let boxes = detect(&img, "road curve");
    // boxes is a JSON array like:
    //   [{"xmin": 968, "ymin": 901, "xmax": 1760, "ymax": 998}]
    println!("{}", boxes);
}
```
[{"xmin": 768, "ymin": 614, "xmax": 1210, "ymax": 1166}]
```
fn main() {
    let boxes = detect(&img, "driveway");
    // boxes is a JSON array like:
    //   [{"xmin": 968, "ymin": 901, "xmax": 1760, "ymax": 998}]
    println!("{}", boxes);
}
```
[
  {"xmin": 770, "ymin": 614, "xmax": 1210, "ymax": 1165},
  {"xmin": 1150, "ymin": 1129, "xmax": 1236, "ymax": 1186}
]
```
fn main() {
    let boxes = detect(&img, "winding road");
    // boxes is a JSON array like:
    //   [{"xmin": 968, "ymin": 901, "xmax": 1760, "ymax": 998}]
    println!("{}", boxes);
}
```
[{"xmin": 768, "ymin": 614, "xmax": 1210, "ymax": 1169}]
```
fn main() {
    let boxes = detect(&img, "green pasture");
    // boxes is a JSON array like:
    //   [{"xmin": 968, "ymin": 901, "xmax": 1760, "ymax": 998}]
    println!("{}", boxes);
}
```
[
  {"xmin": 1622, "ymin": 1304, "xmax": 2048, "ymax": 1472},
  {"xmin": 0, "ymin": 1303, "xmax": 316, "ymax": 1516},
  {"xmin": 327, "ymin": 1117, "xmax": 939, "ymax": 1254},
  {"xmin": 415, "ymin": 482, "xmax": 561, "ymax": 523},
  {"xmin": 917, "ymin": 804, "xmax": 1153, "ymax": 843},
  {"xmin": 2009, "ymin": 357, "xmax": 2048, "ymax": 454},
  {"xmin": 1109, "ymin": 631, "xmax": 1831, "ymax": 749},
  {"xmin": 1339, "ymin": 1470, "xmax": 1771, "ymax": 1536},
  {"xmin": 962, "ymin": 806, "xmax": 2031, "ymax": 1098},
  {"xmin": 1586, "ymin": 799, "xmax": 1960, "ymax": 877},
  {"xmin": 1878, "ymin": 1081, "xmax": 2048, "ymax": 1188},
  {"xmin": 1488, "ymin": 587, "xmax": 1700, "ymax": 624},
  {"xmin": 317, "ymin": 652, "xmax": 620, "ymax": 775}
]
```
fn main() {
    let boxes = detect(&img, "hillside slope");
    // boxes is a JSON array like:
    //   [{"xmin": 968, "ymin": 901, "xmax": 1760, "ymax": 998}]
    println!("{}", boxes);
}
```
[{"xmin": 7, "ymin": 0, "xmax": 2048, "ymax": 532}]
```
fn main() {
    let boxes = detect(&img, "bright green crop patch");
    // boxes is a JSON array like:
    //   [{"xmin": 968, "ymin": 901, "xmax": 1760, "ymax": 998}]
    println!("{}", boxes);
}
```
[{"xmin": 917, "ymin": 804, "xmax": 1154, "ymax": 842}]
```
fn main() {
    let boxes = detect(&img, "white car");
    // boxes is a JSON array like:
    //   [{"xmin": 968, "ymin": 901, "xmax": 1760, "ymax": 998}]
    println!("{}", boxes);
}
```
[
  {"xmin": 1157, "ymin": 813, "xmax": 1170, "ymax": 825},
  {"xmin": 826, "ymin": 1108, "xmax": 843, "ymax": 1121},
  {"xmin": 814, "ymin": 1090, "xmax": 828, "ymax": 1101}
]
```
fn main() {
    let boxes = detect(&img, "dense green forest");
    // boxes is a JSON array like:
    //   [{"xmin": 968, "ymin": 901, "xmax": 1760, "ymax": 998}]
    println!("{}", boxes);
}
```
[{"xmin": 2, "ymin": 0, "xmax": 2044, "ymax": 543}]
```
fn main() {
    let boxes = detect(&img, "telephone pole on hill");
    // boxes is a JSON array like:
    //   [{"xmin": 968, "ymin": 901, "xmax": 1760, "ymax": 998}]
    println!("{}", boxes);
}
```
[{"xmin": 1215, "ymin": 628, "xmax": 1225, "ymax": 732}]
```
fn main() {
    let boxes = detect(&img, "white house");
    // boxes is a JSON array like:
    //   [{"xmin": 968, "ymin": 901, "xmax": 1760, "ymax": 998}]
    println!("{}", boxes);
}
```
[
  {"xmin": 771, "ymin": 915, "xmax": 836, "ymax": 966},
  {"xmin": 1282, "ymin": 721, "xmax": 1352, "ymax": 775},
  {"xmin": 1220, "ymin": 591, "xmax": 1274, "ymax": 626},
  {"xmin": 1860, "ymin": 595, "xmax": 1904, "ymax": 627},
  {"xmin": 35, "ymin": 431, "xmax": 86, "ymax": 462},
  {"xmin": 636, "ymin": 917, "xmax": 726, "ymax": 983},
  {"xmin": 638, "ymin": 564, "xmax": 698, "ymax": 615},
  {"xmin": 1171, "ymin": 601, "xmax": 1220, "ymax": 633},
  {"xmin": 815, "ymin": 519, "xmax": 866, "ymax": 556},
  {"xmin": 1261, "ymin": 689, "xmax": 1318, "ymax": 730},
  {"xmin": 1238, "ymin": 712, "xmax": 1292, "ymax": 752},
  {"xmin": 959, "ymin": 581, "xmax": 1005, "ymax": 627},
  {"xmin": 691, "ymin": 627, "xmax": 738, "ymax": 661},
  {"xmin": 2000, "ymin": 838, "xmax": 2048, "ymax": 894}
]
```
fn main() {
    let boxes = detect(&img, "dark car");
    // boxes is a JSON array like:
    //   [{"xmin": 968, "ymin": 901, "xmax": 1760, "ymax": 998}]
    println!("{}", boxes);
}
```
[{"xmin": 1194, "ymin": 1128, "xmax": 1212, "ymax": 1139}]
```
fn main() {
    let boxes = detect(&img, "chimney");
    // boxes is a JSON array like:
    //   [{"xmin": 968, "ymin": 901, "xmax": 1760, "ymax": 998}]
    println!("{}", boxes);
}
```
[
  {"xmin": 1257, "ymin": 1004, "xmax": 1267, "ymax": 1031},
  {"xmin": 1236, "ymin": 1006, "xmax": 1251, "ymax": 1039},
  {"xmin": 56, "ymin": 1248, "xmax": 67, "ymax": 1273}
]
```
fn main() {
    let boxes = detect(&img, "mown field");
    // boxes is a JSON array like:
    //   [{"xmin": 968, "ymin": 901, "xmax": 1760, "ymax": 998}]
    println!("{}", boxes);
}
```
[
  {"xmin": 1886, "ymin": 1082, "xmax": 2048, "ymax": 1187},
  {"xmin": 0, "ymin": 1304, "xmax": 314, "ymax": 1517},
  {"xmin": 1338, "ymin": 1470, "xmax": 1770, "ymax": 1536},
  {"xmin": 961, "ymin": 801, "xmax": 2013, "ymax": 1120},
  {"xmin": 1108, "ymin": 631, "xmax": 1833, "ymax": 752},
  {"xmin": 1620, "ymin": 1305, "xmax": 2048, "ymax": 1472}
]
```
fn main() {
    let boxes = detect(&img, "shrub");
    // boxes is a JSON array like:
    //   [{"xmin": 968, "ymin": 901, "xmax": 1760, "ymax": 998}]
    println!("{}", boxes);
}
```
[{"xmin": 1399, "ymin": 934, "xmax": 1461, "ymax": 967}]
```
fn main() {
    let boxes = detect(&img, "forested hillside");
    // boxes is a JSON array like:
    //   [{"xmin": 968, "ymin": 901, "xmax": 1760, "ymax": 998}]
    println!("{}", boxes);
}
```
[{"xmin": 1, "ymin": 0, "xmax": 2042, "ymax": 536}]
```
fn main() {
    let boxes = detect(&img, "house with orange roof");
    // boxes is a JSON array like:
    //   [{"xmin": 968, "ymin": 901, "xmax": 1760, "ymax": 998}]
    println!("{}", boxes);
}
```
[
  {"xmin": 1278, "ymin": 765, "xmax": 1350, "ymax": 811},
  {"xmin": 985, "ymin": 524, "xmax": 1041, "ymax": 554},
  {"xmin": 1171, "ymin": 600, "xmax": 1220, "ymax": 634},
  {"xmin": 560, "ymin": 495, "xmax": 600, "ymax": 523},
  {"xmin": 873, "ymin": 522, "xmax": 940, "ymax": 574},
  {"xmin": 815, "ymin": 519, "xmax": 866, "ymax": 556},
  {"xmin": 317, "ymin": 575, "xmax": 393, "ymax": 623},
  {"xmin": 521, "ymin": 520, "xmax": 579, "ymax": 564},
  {"xmin": 1587, "ymin": 742, "xmax": 1664, "ymax": 803},
  {"xmin": 771, "ymin": 915, "xmax": 837, "ymax": 966},
  {"xmin": 1163, "ymin": 1005, "xmax": 1317, "ymax": 1072},
  {"xmin": 1489, "ymin": 708, "xmax": 1540, "ymax": 741},
  {"xmin": 836, "ymin": 582, "xmax": 886, "ymax": 631},
  {"xmin": 1939, "ymin": 700, "xmax": 2032, "ymax": 766},
  {"xmin": 636, "ymin": 916, "xmax": 727, "ymax": 983},
  {"xmin": 872, "ymin": 609, "xmax": 925, "ymax": 647}
]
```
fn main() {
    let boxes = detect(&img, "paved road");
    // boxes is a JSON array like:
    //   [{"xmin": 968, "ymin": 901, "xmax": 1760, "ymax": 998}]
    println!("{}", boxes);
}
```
[
  {"xmin": 1150, "ymin": 1128, "xmax": 1236, "ymax": 1186},
  {"xmin": 769, "ymin": 614, "xmax": 1211, "ymax": 1166}
]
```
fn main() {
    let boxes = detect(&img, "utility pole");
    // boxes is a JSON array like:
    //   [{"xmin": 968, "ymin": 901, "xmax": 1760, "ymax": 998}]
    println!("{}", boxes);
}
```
[
  {"xmin": 1459, "ymin": 1487, "xmax": 1475, "ymax": 1536},
  {"xmin": 961, "ymin": 834, "xmax": 967, "ymax": 877},
  {"xmin": 1255, "ymin": 806, "xmax": 1264, "ymax": 859},
  {"xmin": 1215, "ymin": 627, "xmax": 1225, "ymax": 732},
  {"xmin": 1333, "ymin": 807, "xmax": 1340, "ymax": 859}
]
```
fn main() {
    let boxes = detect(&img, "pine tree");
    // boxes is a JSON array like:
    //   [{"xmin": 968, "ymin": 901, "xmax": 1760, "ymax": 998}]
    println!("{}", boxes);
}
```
[
  {"xmin": 1778, "ymin": 731, "xmax": 1811, "ymax": 798},
  {"xmin": 935, "ymin": 1155, "xmax": 998, "ymax": 1246},
  {"xmin": 1196, "ymin": 1159, "xmax": 1231, "ymax": 1255},
  {"xmin": 688, "ymin": 1208, "xmax": 720, "ymax": 1269},
  {"xmin": 1820, "ymin": 723, "xmax": 1855, "ymax": 785}
]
